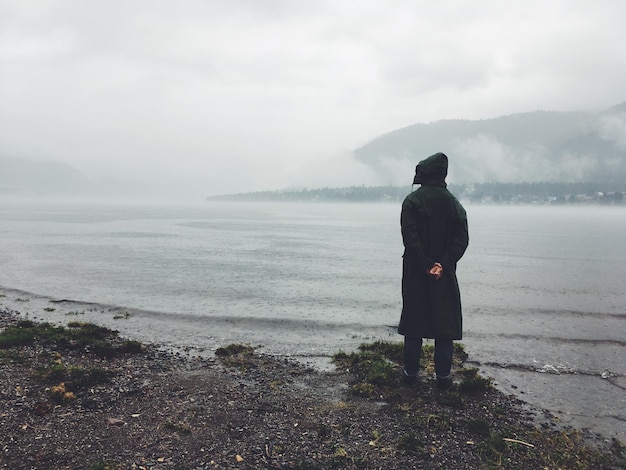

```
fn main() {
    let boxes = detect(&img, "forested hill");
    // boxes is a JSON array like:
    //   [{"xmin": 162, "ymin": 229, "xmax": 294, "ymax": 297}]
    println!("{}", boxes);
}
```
[
  {"xmin": 353, "ymin": 102, "xmax": 626, "ymax": 186},
  {"xmin": 208, "ymin": 182, "xmax": 624, "ymax": 205},
  {"xmin": 209, "ymin": 104, "xmax": 626, "ymax": 205}
]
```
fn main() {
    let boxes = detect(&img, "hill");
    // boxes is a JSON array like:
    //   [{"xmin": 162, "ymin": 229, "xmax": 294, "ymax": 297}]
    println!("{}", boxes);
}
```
[
  {"xmin": 0, "ymin": 156, "xmax": 91, "ymax": 197},
  {"xmin": 353, "ymin": 103, "xmax": 626, "ymax": 185}
]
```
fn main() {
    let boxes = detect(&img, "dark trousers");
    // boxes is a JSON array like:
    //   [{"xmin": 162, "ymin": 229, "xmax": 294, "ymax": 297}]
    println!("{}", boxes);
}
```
[{"xmin": 403, "ymin": 336, "xmax": 453, "ymax": 379}]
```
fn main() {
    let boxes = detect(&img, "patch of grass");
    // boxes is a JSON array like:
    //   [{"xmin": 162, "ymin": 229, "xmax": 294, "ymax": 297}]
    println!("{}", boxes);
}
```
[
  {"xmin": 334, "ymin": 340, "xmax": 469, "ymax": 392},
  {"xmin": 0, "ymin": 320, "xmax": 142, "ymax": 358},
  {"xmin": 215, "ymin": 343, "xmax": 255, "ymax": 356},
  {"xmin": 1, "ymin": 320, "xmax": 118, "ymax": 350},
  {"xmin": 113, "ymin": 311, "xmax": 131, "ymax": 320},
  {"xmin": 333, "ymin": 350, "xmax": 396, "ymax": 387},
  {"xmin": 67, "ymin": 322, "xmax": 118, "ymax": 342},
  {"xmin": 0, "ymin": 321, "xmax": 67, "ymax": 348},
  {"xmin": 38, "ymin": 363, "xmax": 113, "ymax": 389},
  {"xmin": 333, "ymin": 340, "xmax": 471, "ymax": 398},
  {"xmin": 40, "ymin": 363, "xmax": 68, "ymax": 382},
  {"xmin": 357, "ymin": 340, "xmax": 403, "ymax": 363},
  {"xmin": 215, "ymin": 343, "xmax": 256, "ymax": 369},
  {"xmin": 458, "ymin": 367, "xmax": 492, "ymax": 394},
  {"xmin": 43, "ymin": 307, "xmax": 56, "ymax": 312}
]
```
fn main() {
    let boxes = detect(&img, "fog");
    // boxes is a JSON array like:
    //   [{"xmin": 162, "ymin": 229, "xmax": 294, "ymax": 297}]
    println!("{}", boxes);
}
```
[{"xmin": 2, "ymin": 1, "xmax": 626, "ymax": 201}]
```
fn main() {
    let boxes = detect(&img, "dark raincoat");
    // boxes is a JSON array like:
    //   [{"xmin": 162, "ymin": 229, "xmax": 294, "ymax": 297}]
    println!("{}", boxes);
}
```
[{"xmin": 398, "ymin": 153, "xmax": 469, "ymax": 340}]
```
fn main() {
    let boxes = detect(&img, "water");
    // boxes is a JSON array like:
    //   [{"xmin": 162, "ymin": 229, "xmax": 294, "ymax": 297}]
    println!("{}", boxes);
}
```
[{"xmin": 1, "ymin": 200, "xmax": 625, "ymax": 440}]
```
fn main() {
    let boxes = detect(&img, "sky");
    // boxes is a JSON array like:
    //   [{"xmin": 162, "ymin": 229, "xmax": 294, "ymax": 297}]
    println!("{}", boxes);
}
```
[{"xmin": 1, "ymin": 0, "xmax": 626, "ymax": 200}]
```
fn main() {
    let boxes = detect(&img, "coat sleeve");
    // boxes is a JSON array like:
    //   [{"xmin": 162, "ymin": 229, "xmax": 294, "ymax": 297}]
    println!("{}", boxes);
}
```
[
  {"xmin": 440, "ymin": 201, "xmax": 469, "ymax": 270},
  {"xmin": 401, "ymin": 197, "xmax": 433, "ymax": 274}
]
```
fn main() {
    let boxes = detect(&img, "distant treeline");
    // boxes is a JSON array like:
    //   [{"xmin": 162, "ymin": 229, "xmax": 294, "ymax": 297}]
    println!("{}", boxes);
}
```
[
  {"xmin": 463, "ymin": 182, "xmax": 624, "ymax": 204},
  {"xmin": 208, "ymin": 182, "xmax": 624, "ymax": 205},
  {"xmin": 208, "ymin": 185, "xmax": 409, "ymax": 203}
]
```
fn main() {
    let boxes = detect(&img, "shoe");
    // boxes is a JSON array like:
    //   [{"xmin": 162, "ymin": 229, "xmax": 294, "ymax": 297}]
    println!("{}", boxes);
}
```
[
  {"xmin": 436, "ymin": 376, "xmax": 453, "ymax": 391},
  {"xmin": 402, "ymin": 371, "xmax": 418, "ymax": 385}
]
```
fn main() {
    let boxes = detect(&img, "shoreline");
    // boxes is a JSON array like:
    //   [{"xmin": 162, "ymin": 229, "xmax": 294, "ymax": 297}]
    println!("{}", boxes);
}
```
[
  {"xmin": 2, "ymin": 285, "xmax": 625, "ymax": 443},
  {"xmin": 0, "ymin": 286, "xmax": 626, "ymax": 436},
  {"xmin": 2, "ymin": 297, "xmax": 625, "ymax": 468},
  {"xmin": 0, "ymin": 290, "xmax": 623, "ymax": 469}
]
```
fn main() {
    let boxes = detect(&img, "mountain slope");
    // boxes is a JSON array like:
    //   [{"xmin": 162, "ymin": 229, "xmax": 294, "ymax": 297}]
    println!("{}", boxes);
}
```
[
  {"xmin": 0, "ymin": 156, "xmax": 90, "ymax": 196},
  {"xmin": 353, "ymin": 104, "xmax": 626, "ymax": 185}
]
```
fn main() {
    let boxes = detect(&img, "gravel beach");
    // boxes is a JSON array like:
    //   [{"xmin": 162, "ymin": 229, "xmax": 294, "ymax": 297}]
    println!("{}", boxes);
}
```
[{"xmin": 1, "ymin": 304, "xmax": 624, "ymax": 469}]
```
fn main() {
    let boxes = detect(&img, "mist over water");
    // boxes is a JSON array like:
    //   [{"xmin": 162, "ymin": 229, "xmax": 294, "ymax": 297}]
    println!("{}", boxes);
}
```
[{"xmin": 1, "ymin": 200, "xmax": 625, "ymax": 439}]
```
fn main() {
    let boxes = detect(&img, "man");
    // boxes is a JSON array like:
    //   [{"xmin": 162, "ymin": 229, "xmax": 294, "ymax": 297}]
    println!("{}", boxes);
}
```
[{"xmin": 398, "ymin": 152, "xmax": 469, "ymax": 390}]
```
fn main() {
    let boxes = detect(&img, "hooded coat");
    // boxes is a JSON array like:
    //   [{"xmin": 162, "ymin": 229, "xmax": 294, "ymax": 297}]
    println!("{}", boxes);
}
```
[{"xmin": 398, "ymin": 153, "xmax": 469, "ymax": 339}]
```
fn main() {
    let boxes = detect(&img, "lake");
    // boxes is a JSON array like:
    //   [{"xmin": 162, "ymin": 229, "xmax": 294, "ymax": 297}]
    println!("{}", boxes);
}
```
[{"xmin": 1, "ymin": 200, "xmax": 624, "ymax": 439}]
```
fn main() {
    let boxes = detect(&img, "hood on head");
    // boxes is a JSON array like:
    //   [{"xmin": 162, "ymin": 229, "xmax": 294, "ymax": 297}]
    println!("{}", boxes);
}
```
[{"xmin": 413, "ymin": 152, "xmax": 448, "ymax": 185}]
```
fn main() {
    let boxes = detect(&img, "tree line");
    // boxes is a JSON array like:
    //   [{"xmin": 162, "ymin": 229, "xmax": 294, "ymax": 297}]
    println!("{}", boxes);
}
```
[{"xmin": 208, "ymin": 182, "xmax": 624, "ymax": 205}]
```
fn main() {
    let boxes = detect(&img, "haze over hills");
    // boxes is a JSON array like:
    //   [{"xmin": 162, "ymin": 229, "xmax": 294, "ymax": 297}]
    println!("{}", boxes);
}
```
[
  {"xmin": 0, "ymin": 156, "xmax": 189, "ymax": 202},
  {"xmin": 0, "ymin": 157, "xmax": 91, "ymax": 197},
  {"xmin": 353, "ymin": 102, "xmax": 626, "ymax": 186},
  {"xmin": 2, "ymin": 103, "xmax": 625, "ymax": 201}
]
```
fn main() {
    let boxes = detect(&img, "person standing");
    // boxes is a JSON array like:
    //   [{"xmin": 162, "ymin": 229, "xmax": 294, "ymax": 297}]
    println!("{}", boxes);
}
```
[{"xmin": 398, "ymin": 152, "xmax": 469, "ymax": 390}]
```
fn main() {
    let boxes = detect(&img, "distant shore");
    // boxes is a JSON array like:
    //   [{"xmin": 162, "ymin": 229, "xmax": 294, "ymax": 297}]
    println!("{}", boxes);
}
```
[{"xmin": 206, "ymin": 182, "xmax": 625, "ymax": 205}]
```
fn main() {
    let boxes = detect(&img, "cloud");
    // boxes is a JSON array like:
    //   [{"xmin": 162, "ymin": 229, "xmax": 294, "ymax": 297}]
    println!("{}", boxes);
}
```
[
  {"xmin": 0, "ymin": 28, "xmax": 76, "ymax": 60},
  {"xmin": 597, "ymin": 112, "xmax": 626, "ymax": 150},
  {"xmin": 449, "ymin": 134, "xmax": 600, "ymax": 183},
  {"xmin": 1, "ymin": 0, "xmax": 625, "ymax": 199}
]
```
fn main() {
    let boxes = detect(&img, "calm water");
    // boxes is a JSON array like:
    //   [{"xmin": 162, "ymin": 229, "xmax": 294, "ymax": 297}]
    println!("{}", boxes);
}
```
[{"xmin": 1, "ymin": 200, "xmax": 625, "ymax": 438}]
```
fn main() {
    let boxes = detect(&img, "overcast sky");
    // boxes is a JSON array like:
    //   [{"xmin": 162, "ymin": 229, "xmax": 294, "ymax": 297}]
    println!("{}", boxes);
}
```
[{"xmin": 1, "ymin": 1, "xmax": 626, "ymax": 199}]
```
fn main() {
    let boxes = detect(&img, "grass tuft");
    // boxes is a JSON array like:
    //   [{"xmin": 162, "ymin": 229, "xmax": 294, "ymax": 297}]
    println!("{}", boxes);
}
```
[
  {"xmin": 0, "ymin": 321, "xmax": 142, "ymax": 358},
  {"xmin": 458, "ymin": 367, "xmax": 492, "ymax": 394},
  {"xmin": 333, "ymin": 350, "xmax": 396, "ymax": 389},
  {"xmin": 215, "ymin": 343, "xmax": 256, "ymax": 370}
]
